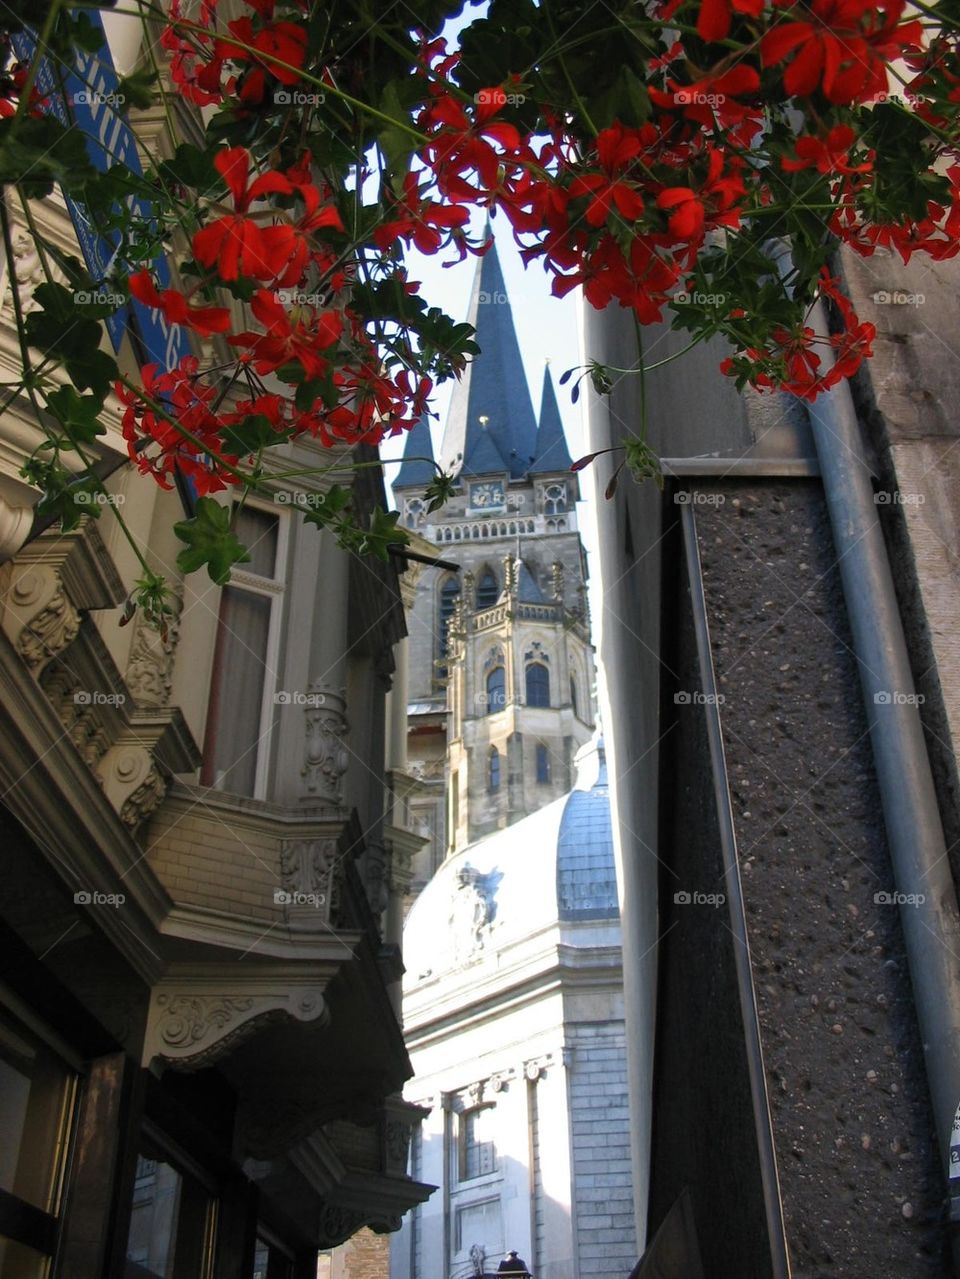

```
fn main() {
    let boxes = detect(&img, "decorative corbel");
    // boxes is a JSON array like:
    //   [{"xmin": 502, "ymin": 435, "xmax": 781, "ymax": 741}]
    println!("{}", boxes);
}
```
[
  {"xmin": 301, "ymin": 684, "xmax": 349, "ymax": 805},
  {"xmin": 143, "ymin": 976, "xmax": 329, "ymax": 1071}
]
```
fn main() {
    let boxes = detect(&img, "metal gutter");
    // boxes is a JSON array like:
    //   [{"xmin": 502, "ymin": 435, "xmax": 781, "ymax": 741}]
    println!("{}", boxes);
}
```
[{"xmin": 804, "ymin": 300, "xmax": 960, "ymax": 1202}]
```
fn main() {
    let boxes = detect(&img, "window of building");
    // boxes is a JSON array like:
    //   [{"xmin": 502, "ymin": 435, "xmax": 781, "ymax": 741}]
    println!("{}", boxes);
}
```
[
  {"xmin": 525, "ymin": 663, "xmax": 550, "ymax": 707},
  {"xmin": 0, "ymin": 1007, "xmax": 77, "ymax": 1272},
  {"xmin": 570, "ymin": 676, "xmax": 579, "ymax": 719},
  {"xmin": 488, "ymin": 748, "xmax": 501, "ymax": 792},
  {"xmin": 476, "ymin": 570, "xmax": 499, "ymax": 610},
  {"xmin": 252, "ymin": 1230, "xmax": 294, "ymax": 1279},
  {"xmin": 536, "ymin": 744, "xmax": 550, "ymax": 784},
  {"xmin": 459, "ymin": 1107, "xmax": 498, "ymax": 1181},
  {"xmin": 437, "ymin": 577, "xmax": 461, "ymax": 676},
  {"xmin": 455, "ymin": 1198, "xmax": 503, "ymax": 1256},
  {"xmin": 486, "ymin": 667, "xmax": 506, "ymax": 713},
  {"xmin": 405, "ymin": 498, "xmax": 425, "ymax": 529},
  {"xmin": 543, "ymin": 483, "xmax": 567, "ymax": 515},
  {"xmin": 125, "ymin": 1135, "xmax": 216, "ymax": 1278},
  {"xmin": 200, "ymin": 503, "xmax": 286, "ymax": 799}
]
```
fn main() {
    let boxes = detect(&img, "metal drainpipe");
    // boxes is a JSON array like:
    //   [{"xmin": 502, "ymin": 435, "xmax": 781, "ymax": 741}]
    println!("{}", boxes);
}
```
[{"xmin": 805, "ymin": 298, "xmax": 960, "ymax": 1244}]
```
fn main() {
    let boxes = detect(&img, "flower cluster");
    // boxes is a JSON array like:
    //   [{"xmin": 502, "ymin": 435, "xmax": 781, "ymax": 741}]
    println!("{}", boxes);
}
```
[{"xmin": 113, "ymin": 0, "xmax": 960, "ymax": 485}]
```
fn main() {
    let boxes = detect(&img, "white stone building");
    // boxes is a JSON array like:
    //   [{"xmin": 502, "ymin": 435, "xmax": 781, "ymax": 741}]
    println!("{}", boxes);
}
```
[{"xmin": 389, "ymin": 236, "xmax": 636, "ymax": 1279}]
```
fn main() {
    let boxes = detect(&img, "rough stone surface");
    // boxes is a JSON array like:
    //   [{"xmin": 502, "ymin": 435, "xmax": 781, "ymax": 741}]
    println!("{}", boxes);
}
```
[{"xmin": 696, "ymin": 479, "xmax": 947, "ymax": 1278}]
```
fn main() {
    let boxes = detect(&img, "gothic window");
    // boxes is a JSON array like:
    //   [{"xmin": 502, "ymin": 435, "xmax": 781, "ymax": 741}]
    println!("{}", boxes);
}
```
[
  {"xmin": 488, "ymin": 747, "xmax": 501, "ymax": 792},
  {"xmin": 543, "ymin": 483, "xmax": 567, "ymax": 515},
  {"xmin": 201, "ymin": 502, "xmax": 286, "ymax": 799},
  {"xmin": 486, "ymin": 666, "xmax": 506, "ymax": 713},
  {"xmin": 461, "ymin": 1105, "xmax": 498, "ymax": 1178},
  {"xmin": 536, "ymin": 743, "xmax": 550, "ymax": 784},
  {"xmin": 570, "ymin": 676, "xmax": 579, "ymax": 719},
  {"xmin": 476, "ymin": 570, "xmax": 499, "ymax": 610},
  {"xmin": 526, "ymin": 662, "xmax": 550, "ymax": 708},
  {"xmin": 405, "ymin": 498, "xmax": 425, "ymax": 529}
]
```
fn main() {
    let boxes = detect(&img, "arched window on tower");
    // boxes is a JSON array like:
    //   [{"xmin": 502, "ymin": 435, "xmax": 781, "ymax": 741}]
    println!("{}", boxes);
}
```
[
  {"xmin": 438, "ymin": 577, "xmax": 460, "ymax": 675},
  {"xmin": 488, "ymin": 746, "xmax": 501, "ymax": 791},
  {"xmin": 536, "ymin": 743, "xmax": 551, "ymax": 784},
  {"xmin": 476, "ymin": 569, "xmax": 499, "ymax": 610},
  {"xmin": 486, "ymin": 665, "xmax": 506, "ymax": 713},
  {"xmin": 526, "ymin": 662, "xmax": 550, "ymax": 707},
  {"xmin": 543, "ymin": 483, "xmax": 567, "ymax": 515}
]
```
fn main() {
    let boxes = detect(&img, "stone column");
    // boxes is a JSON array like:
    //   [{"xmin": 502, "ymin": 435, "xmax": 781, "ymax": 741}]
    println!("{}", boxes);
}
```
[{"xmin": 300, "ymin": 535, "xmax": 350, "ymax": 807}]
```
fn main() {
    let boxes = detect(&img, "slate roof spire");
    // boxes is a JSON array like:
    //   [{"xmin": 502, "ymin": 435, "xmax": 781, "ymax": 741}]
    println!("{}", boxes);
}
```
[
  {"xmin": 530, "ymin": 364, "xmax": 573, "ymax": 474},
  {"xmin": 393, "ymin": 414, "xmax": 436, "ymax": 490},
  {"xmin": 439, "ymin": 231, "xmax": 538, "ymax": 480}
]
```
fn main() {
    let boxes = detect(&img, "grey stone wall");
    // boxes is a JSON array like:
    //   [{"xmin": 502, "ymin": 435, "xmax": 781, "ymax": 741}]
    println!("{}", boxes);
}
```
[
  {"xmin": 695, "ymin": 479, "xmax": 947, "ymax": 1277},
  {"xmin": 567, "ymin": 1022, "xmax": 637, "ymax": 1278}
]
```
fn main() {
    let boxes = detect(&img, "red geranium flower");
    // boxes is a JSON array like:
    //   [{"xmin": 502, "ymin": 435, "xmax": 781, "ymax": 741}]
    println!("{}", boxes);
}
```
[
  {"xmin": 781, "ymin": 124, "xmax": 873, "ymax": 174},
  {"xmin": 568, "ymin": 124, "xmax": 646, "ymax": 228},
  {"xmin": 696, "ymin": 0, "xmax": 764, "ymax": 43},
  {"xmin": 128, "ymin": 270, "xmax": 232, "ymax": 337},
  {"xmin": 761, "ymin": 0, "xmax": 923, "ymax": 104},
  {"xmin": 229, "ymin": 290, "xmax": 343, "ymax": 378}
]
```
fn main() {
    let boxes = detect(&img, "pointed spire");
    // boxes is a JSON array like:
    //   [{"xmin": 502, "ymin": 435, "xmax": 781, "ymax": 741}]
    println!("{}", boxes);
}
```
[
  {"xmin": 393, "ymin": 414, "xmax": 436, "ymax": 489},
  {"xmin": 530, "ymin": 364, "xmax": 573, "ymax": 474},
  {"xmin": 439, "ymin": 234, "xmax": 538, "ymax": 480}
]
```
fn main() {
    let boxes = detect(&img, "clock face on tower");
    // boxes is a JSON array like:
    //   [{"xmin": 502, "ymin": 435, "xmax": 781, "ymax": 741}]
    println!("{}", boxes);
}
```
[{"xmin": 470, "ymin": 481, "xmax": 505, "ymax": 509}]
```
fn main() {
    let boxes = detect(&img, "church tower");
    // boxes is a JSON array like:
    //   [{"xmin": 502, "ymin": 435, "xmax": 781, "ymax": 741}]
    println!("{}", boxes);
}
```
[{"xmin": 394, "ymin": 236, "xmax": 595, "ymax": 873}]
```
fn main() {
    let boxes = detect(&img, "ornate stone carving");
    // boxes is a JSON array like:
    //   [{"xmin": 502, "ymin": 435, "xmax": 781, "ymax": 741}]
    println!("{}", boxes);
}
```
[
  {"xmin": 126, "ymin": 592, "xmax": 183, "ymax": 707},
  {"xmin": 449, "ymin": 864, "xmax": 498, "ymax": 963},
  {"xmin": 6, "ymin": 565, "xmax": 81, "ymax": 672},
  {"xmin": 40, "ymin": 663, "xmax": 110, "ymax": 769},
  {"xmin": 523, "ymin": 1053, "xmax": 556, "ymax": 1081},
  {"xmin": 384, "ymin": 1118, "xmax": 412, "ymax": 1171},
  {"xmin": 301, "ymin": 685, "xmax": 349, "ymax": 804},
  {"xmin": 551, "ymin": 561, "xmax": 565, "ymax": 602},
  {"xmin": 278, "ymin": 837, "xmax": 339, "ymax": 922},
  {"xmin": 97, "ymin": 743, "xmax": 167, "ymax": 831},
  {"xmin": 238, "ymin": 1097, "xmax": 325, "ymax": 1160},
  {"xmin": 144, "ymin": 983, "xmax": 328, "ymax": 1070},
  {"xmin": 317, "ymin": 1204, "xmax": 369, "ymax": 1248},
  {"xmin": 363, "ymin": 842, "xmax": 391, "ymax": 922}
]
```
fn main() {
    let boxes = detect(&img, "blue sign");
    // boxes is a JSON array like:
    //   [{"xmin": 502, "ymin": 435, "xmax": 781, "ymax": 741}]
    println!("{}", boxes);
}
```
[{"xmin": 12, "ymin": 14, "xmax": 188, "ymax": 371}]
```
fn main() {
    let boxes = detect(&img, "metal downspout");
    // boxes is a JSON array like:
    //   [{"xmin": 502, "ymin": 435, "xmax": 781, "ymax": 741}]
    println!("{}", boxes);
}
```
[{"xmin": 805, "ymin": 299, "xmax": 960, "ymax": 1234}]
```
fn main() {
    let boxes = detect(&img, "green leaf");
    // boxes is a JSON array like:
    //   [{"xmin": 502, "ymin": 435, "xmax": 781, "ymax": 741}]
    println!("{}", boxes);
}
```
[
  {"xmin": 157, "ymin": 143, "xmax": 223, "ymax": 196},
  {"xmin": 423, "ymin": 470, "xmax": 457, "ymax": 513},
  {"xmin": 0, "ymin": 115, "xmax": 95, "ymax": 198},
  {"xmin": 219, "ymin": 414, "xmax": 292, "ymax": 455},
  {"xmin": 174, "ymin": 497, "xmax": 252, "ymax": 584},
  {"xmin": 46, "ymin": 386, "xmax": 106, "ymax": 443},
  {"xmin": 116, "ymin": 67, "xmax": 159, "ymax": 111},
  {"xmin": 62, "ymin": 11, "xmax": 106, "ymax": 52}
]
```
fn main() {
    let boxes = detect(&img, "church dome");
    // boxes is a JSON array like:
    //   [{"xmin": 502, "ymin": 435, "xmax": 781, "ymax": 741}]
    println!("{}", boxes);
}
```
[{"xmin": 402, "ymin": 736, "xmax": 618, "ymax": 987}]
